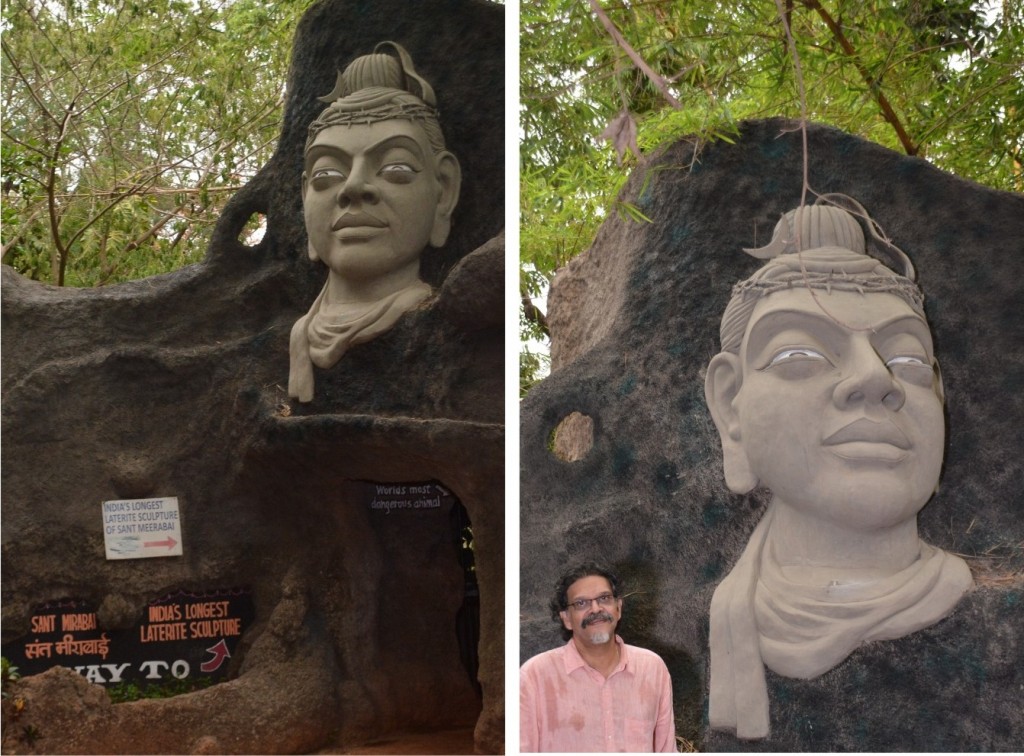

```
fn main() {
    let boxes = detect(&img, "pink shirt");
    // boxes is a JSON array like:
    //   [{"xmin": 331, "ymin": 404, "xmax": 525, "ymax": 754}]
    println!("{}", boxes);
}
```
[{"xmin": 520, "ymin": 635, "xmax": 676, "ymax": 752}]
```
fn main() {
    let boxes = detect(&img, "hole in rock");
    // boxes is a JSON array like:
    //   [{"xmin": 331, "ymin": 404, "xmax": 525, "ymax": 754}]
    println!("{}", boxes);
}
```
[
  {"xmin": 239, "ymin": 212, "xmax": 267, "ymax": 247},
  {"xmin": 549, "ymin": 411, "xmax": 594, "ymax": 462}
]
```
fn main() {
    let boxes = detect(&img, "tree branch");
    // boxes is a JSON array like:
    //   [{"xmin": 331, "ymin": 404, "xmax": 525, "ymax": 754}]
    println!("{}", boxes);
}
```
[
  {"xmin": 798, "ymin": 0, "xmax": 919, "ymax": 155},
  {"xmin": 0, "ymin": 204, "xmax": 45, "ymax": 261},
  {"xmin": 521, "ymin": 295, "xmax": 551, "ymax": 339},
  {"xmin": 47, "ymin": 97, "xmax": 81, "ymax": 286},
  {"xmin": 1, "ymin": 37, "xmax": 59, "ymax": 127},
  {"xmin": 588, "ymin": 0, "xmax": 682, "ymax": 109},
  {"xmin": 774, "ymin": 0, "xmax": 810, "ymax": 209},
  {"xmin": 130, "ymin": 207, "xmax": 183, "ymax": 249},
  {"xmin": 0, "ymin": 128, "xmax": 50, "ymax": 159}
]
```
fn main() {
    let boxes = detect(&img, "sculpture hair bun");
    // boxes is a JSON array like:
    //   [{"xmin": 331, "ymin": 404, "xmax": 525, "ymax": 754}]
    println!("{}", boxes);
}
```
[{"xmin": 317, "ymin": 41, "xmax": 436, "ymax": 108}]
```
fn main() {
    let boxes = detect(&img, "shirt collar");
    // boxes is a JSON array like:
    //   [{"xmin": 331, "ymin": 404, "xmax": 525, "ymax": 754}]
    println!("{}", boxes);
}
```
[{"xmin": 562, "ymin": 634, "xmax": 629, "ymax": 675}]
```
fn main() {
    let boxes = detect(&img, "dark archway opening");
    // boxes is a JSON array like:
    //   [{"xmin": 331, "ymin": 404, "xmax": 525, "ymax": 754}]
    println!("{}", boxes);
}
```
[{"xmin": 451, "ymin": 500, "xmax": 481, "ymax": 699}]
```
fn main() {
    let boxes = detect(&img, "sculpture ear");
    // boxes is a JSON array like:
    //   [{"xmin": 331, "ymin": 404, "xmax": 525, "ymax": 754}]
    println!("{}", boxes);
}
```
[
  {"xmin": 429, "ymin": 152, "xmax": 461, "ymax": 248},
  {"xmin": 705, "ymin": 352, "xmax": 758, "ymax": 494},
  {"xmin": 301, "ymin": 172, "xmax": 319, "ymax": 262}
]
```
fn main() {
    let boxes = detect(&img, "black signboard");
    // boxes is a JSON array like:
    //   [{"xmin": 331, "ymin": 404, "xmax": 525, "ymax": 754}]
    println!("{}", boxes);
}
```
[
  {"xmin": 346, "ymin": 480, "xmax": 456, "ymax": 514},
  {"xmin": 1, "ymin": 588, "xmax": 254, "ymax": 686}
]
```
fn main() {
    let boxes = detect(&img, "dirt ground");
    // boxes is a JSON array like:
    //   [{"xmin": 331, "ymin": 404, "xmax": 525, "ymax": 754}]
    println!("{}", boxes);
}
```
[{"xmin": 314, "ymin": 727, "xmax": 477, "ymax": 755}]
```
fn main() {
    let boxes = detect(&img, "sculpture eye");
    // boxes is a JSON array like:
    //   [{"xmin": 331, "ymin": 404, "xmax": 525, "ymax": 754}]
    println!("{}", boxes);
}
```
[
  {"xmin": 886, "ymin": 355, "xmax": 935, "ymax": 388},
  {"xmin": 380, "ymin": 163, "xmax": 418, "ymax": 184},
  {"xmin": 767, "ymin": 347, "xmax": 828, "ymax": 367},
  {"xmin": 886, "ymin": 355, "xmax": 928, "ymax": 368},
  {"xmin": 309, "ymin": 167, "xmax": 345, "ymax": 188}
]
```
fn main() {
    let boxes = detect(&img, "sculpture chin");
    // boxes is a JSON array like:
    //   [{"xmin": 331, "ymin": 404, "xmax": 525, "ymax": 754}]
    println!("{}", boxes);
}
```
[{"xmin": 776, "ymin": 478, "xmax": 934, "ymax": 534}]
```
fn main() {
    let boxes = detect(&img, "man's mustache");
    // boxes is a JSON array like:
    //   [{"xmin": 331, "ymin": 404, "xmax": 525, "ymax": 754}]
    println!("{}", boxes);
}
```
[{"xmin": 581, "ymin": 611, "xmax": 613, "ymax": 629}]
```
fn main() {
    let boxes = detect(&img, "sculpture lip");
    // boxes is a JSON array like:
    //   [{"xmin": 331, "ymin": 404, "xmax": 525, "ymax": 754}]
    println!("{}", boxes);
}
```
[
  {"xmin": 332, "ymin": 212, "xmax": 386, "ymax": 231},
  {"xmin": 823, "ymin": 418, "xmax": 910, "ymax": 451}
]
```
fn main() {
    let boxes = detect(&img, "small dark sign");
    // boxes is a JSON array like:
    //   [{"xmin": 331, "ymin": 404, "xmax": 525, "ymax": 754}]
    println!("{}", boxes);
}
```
[
  {"xmin": 1, "ymin": 588, "xmax": 254, "ymax": 686},
  {"xmin": 346, "ymin": 480, "xmax": 456, "ymax": 514}
]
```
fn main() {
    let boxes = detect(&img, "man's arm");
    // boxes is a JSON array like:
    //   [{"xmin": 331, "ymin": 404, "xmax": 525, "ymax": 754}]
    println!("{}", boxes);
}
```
[
  {"xmin": 653, "ymin": 661, "xmax": 677, "ymax": 752},
  {"xmin": 520, "ymin": 663, "xmax": 540, "ymax": 752}
]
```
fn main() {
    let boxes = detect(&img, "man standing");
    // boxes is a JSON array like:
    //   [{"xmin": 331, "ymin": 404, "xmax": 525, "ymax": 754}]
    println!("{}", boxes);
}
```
[{"xmin": 520, "ymin": 562, "xmax": 676, "ymax": 752}]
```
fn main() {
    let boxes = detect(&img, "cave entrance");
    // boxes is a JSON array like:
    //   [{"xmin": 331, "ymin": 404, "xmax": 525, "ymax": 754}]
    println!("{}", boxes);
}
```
[
  {"xmin": 355, "ymin": 479, "xmax": 482, "ymax": 728},
  {"xmin": 451, "ymin": 499, "xmax": 481, "ymax": 699}
]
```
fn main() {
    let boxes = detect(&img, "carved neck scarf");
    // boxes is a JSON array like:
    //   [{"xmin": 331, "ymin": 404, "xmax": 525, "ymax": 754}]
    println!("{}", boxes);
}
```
[
  {"xmin": 288, "ymin": 280, "xmax": 431, "ymax": 402},
  {"xmin": 709, "ymin": 502, "xmax": 972, "ymax": 740}
]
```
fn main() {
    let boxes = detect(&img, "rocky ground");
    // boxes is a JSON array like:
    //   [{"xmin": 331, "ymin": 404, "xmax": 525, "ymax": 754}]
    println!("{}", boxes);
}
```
[
  {"xmin": 316, "ymin": 728, "xmax": 475, "ymax": 754},
  {"xmin": 0, "ymin": 667, "xmax": 484, "ymax": 755}
]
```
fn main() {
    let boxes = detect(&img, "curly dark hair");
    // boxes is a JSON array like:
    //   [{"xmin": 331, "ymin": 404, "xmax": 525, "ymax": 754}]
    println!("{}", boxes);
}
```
[{"xmin": 549, "ymin": 562, "xmax": 620, "ymax": 641}]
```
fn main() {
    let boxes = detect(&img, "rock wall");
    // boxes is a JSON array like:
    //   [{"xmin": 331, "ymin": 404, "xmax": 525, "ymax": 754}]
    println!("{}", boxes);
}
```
[
  {"xmin": 1, "ymin": 0, "xmax": 505, "ymax": 753},
  {"xmin": 520, "ymin": 119, "xmax": 1024, "ymax": 751}
]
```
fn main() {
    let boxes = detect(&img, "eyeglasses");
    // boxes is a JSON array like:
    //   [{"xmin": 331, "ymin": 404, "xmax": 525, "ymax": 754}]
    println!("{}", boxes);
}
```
[{"xmin": 567, "ymin": 593, "xmax": 617, "ymax": 612}]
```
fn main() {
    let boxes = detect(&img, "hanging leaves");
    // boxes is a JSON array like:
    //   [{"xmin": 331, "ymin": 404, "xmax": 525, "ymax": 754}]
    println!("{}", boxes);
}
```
[{"xmin": 599, "ymin": 109, "xmax": 641, "ymax": 165}]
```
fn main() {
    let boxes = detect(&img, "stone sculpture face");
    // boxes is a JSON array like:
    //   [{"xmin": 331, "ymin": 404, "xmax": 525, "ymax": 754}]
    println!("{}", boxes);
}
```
[
  {"xmin": 288, "ymin": 42, "xmax": 461, "ymax": 403},
  {"xmin": 703, "ymin": 202, "xmax": 972, "ymax": 740},
  {"xmin": 712, "ymin": 286, "xmax": 945, "ymax": 532},
  {"xmin": 303, "ymin": 120, "xmax": 459, "ymax": 302}
]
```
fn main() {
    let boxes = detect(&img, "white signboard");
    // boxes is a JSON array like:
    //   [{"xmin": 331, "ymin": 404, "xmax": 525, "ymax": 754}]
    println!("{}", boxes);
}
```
[{"xmin": 102, "ymin": 497, "xmax": 183, "ymax": 560}]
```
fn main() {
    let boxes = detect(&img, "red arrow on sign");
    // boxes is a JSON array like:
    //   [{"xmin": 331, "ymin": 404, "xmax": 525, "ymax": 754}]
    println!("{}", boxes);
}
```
[
  {"xmin": 143, "ymin": 537, "xmax": 178, "ymax": 550},
  {"xmin": 201, "ymin": 638, "xmax": 231, "ymax": 673}
]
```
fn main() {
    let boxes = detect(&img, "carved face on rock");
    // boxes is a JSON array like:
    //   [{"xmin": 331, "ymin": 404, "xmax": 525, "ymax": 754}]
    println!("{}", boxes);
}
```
[
  {"xmin": 303, "ymin": 119, "xmax": 460, "ymax": 299},
  {"xmin": 705, "ymin": 209, "xmax": 972, "ymax": 742},
  {"xmin": 707, "ymin": 286, "xmax": 945, "ymax": 532}
]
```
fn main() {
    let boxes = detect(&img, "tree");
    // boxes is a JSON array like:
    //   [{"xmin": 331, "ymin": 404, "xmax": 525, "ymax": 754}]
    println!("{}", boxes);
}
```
[
  {"xmin": 520, "ymin": 0, "xmax": 1024, "ymax": 387},
  {"xmin": 1, "ymin": 0, "xmax": 315, "ymax": 287}
]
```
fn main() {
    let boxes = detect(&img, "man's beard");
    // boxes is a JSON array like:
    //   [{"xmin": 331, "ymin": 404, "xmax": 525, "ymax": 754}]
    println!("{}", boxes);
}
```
[{"xmin": 581, "ymin": 610, "xmax": 614, "ymax": 643}]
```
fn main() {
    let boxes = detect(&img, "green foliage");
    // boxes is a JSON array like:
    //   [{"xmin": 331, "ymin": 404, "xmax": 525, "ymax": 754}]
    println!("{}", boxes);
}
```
[
  {"xmin": 520, "ymin": 342, "xmax": 551, "ymax": 398},
  {"xmin": 1, "ymin": 0, "xmax": 317, "ymax": 286},
  {"xmin": 520, "ymin": 0, "xmax": 1024, "ymax": 390},
  {"xmin": 1, "ymin": 656, "xmax": 21, "ymax": 697},
  {"xmin": 107, "ymin": 675, "xmax": 213, "ymax": 703}
]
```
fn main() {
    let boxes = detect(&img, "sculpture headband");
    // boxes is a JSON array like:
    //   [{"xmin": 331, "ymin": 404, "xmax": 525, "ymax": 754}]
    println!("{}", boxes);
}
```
[
  {"xmin": 306, "ymin": 42, "xmax": 442, "ymax": 152},
  {"xmin": 719, "ymin": 197, "xmax": 925, "ymax": 354},
  {"xmin": 309, "ymin": 97, "xmax": 439, "ymax": 129}
]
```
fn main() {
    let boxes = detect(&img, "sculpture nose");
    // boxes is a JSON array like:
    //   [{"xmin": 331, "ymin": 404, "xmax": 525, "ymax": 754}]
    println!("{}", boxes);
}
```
[
  {"xmin": 833, "ymin": 339, "xmax": 906, "ymax": 412},
  {"xmin": 338, "ymin": 164, "xmax": 380, "ymax": 206}
]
